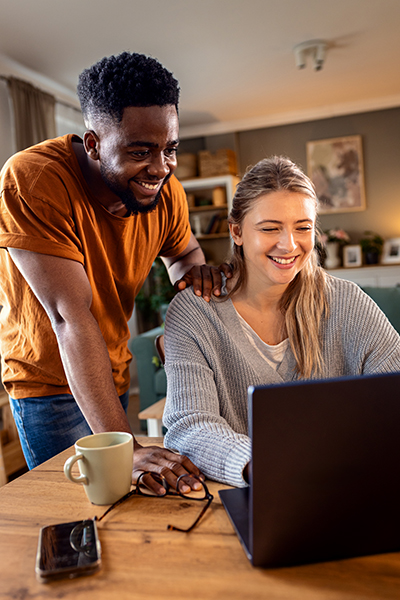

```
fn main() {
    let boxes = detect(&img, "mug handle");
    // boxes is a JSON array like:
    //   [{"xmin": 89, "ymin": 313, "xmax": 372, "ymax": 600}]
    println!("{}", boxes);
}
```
[{"xmin": 64, "ymin": 453, "xmax": 89, "ymax": 485}]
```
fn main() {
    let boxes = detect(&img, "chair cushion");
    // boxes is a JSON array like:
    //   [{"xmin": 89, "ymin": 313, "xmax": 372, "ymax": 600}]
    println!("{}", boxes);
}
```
[
  {"xmin": 361, "ymin": 286, "xmax": 400, "ymax": 334},
  {"xmin": 155, "ymin": 368, "xmax": 167, "ymax": 396}
]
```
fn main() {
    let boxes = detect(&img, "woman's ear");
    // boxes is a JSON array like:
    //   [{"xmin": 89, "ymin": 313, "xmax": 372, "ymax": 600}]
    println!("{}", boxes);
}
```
[
  {"xmin": 229, "ymin": 222, "xmax": 243, "ymax": 246},
  {"xmin": 83, "ymin": 130, "xmax": 100, "ymax": 160}
]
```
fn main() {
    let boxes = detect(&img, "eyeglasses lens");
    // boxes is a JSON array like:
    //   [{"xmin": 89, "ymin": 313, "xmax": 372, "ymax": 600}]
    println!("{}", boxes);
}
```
[
  {"xmin": 137, "ymin": 473, "xmax": 207, "ymax": 500},
  {"xmin": 136, "ymin": 472, "xmax": 167, "ymax": 496}
]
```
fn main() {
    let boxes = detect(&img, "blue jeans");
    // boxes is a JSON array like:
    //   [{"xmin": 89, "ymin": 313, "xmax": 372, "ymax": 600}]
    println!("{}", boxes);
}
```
[{"xmin": 9, "ymin": 391, "xmax": 130, "ymax": 470}]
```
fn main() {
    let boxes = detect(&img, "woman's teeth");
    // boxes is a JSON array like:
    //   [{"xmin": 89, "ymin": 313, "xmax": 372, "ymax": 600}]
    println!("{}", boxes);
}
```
[{"xmin": 270, "ymin": 256, "xmax": 296, "ymax": 265}]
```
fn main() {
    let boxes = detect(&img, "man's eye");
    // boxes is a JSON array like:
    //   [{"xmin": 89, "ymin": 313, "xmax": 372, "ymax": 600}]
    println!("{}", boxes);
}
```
[
  {"xmin": 130, "ymin": 151, "xmax": 149, "ymax": 158},
  {"xmin": 165, "ymin": 148, "xmax": 178, "ymax": 156}
]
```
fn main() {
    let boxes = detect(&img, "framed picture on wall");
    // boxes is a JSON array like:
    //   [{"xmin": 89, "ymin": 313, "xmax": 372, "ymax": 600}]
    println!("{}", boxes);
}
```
[
  {"xmin": 381, "ymin": 238, "xmax": 400, "ymax": 264},
  {"xmin": 306, "ymin": 135, "xmax": 366, "ymax": 214},
  {"xmin": 343, "ymin": 245, "xmax": 362, "ymax": 268}
]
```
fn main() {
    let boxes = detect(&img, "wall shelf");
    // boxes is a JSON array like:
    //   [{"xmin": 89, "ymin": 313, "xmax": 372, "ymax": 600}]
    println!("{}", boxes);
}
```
[
  {"xmin": 189, "ymin": 204, "xmax": 228, "ymax": 213},
  {"xmin": 326, "ymin": 264, "xmax": 400, "ymax": 287},
  {"xmin": 181, "ymin": 175, "xmax": 240, "ymax": 209},
  {"xmin": 180, "ymin": 175, "xmax": 239, "ymax": 264},
  {"xmin": 195, "ymin": 233, "xmax": 230, "ymax": 240}
]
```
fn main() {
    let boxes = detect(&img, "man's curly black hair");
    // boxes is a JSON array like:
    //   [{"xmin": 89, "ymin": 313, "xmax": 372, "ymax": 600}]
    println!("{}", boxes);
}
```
[{"xmin": 77, "ymin": 51, "xmax": 180, "ymax": 125}]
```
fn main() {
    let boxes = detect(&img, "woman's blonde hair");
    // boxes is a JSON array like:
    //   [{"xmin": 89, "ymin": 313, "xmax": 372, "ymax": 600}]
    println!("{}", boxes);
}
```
[{"xmin": 226, "ymin": 155, "xmax": 329, "ymax": 378}]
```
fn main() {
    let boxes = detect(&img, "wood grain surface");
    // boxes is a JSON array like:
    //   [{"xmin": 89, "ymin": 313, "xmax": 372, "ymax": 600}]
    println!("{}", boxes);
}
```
[{"xmin": 1, "ymin": 437, "xmax": 400, "ymax": 599}]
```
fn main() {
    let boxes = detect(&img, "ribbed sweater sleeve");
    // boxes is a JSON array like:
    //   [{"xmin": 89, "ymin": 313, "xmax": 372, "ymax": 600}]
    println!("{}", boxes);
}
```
[{"xmin": 163, "ymin": 291, "xmax": 252, "ymax": 488}]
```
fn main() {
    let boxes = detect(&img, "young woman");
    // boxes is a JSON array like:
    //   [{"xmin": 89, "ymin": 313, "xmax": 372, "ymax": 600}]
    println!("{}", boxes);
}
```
[{"xmin": 162, "ymin": 156, "xmax": 400, "ymax": 488}]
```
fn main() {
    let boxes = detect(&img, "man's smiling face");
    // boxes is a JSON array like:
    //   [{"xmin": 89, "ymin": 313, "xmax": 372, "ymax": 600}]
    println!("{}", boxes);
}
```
[{"xmin": 96, "ymin": 105, "xmax": 179, "ymax": 215}]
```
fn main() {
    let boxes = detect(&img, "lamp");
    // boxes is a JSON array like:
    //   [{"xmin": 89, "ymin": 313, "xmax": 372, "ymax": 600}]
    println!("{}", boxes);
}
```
[{"xmin": 294, "ymin": 40, "xmax": 328, "ymax": 71}]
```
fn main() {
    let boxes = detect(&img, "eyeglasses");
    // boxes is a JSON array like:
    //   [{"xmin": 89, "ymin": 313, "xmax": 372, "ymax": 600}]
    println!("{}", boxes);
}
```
[{"xmin": 95, "ymin": 472, "xmax": 214, "ymax": 533}]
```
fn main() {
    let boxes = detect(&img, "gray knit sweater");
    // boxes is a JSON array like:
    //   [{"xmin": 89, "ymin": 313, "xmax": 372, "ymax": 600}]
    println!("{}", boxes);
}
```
[{"xmin": 163, "ymin": 277, "xmax": 400, "ymax": 488}]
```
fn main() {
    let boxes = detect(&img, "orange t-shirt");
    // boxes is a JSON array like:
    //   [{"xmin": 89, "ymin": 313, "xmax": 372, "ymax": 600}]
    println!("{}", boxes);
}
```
[{"xmin": 0, "ymin": 135, "xmax": 191, "ymax": 399}]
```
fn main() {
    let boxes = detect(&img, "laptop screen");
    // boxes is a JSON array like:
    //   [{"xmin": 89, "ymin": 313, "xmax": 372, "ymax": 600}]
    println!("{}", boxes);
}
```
[{"xmin": 221, "ymin": 371, "xmax": 400, "ymax": 567}]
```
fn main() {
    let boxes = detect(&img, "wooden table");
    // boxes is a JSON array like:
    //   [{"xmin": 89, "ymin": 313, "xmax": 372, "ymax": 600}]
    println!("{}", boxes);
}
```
[
  {"xmin": 138, "ymin": 397, "xmax": 166, "ymax": 437},
  {"xmin": 2, "ymin": 438, "xmax": 400, "ymax": 600}
]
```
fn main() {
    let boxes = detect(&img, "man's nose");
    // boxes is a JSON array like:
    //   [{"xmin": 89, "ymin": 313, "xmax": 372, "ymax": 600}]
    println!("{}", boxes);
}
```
[{"xmin": 147, "ymin": 154, "xmax": 171, "ymax": 179}]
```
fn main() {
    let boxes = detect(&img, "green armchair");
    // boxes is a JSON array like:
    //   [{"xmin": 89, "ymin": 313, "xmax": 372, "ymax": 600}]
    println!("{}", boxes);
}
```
[
  {"xmin": 362, "ymin": 286, "xmax": 400, "ymax": 334},
  {"xmin": 129, "ymin": 326, "xmax": 167, "ymax": 427}
]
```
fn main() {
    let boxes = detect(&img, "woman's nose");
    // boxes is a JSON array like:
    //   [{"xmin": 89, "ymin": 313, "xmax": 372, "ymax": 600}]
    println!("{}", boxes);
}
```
[{"xmin": 276, "ymin": 230, "xmax": 297, "ymax": 252}]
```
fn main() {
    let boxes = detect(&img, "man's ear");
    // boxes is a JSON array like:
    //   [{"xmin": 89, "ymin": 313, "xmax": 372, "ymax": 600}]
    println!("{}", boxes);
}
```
[
  {"xmin": 229, "ymin": 222, "xmax": 243, "ymax": 246},
  {"xmin": 83, "ymin": 130, "xmax": 100, "ymax": 161}
]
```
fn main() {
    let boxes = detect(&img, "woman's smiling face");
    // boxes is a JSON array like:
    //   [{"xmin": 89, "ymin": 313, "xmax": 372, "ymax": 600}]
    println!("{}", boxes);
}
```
[{"xmin": 230, "ymin": 189, "xmax": 316, "ymax": 292}]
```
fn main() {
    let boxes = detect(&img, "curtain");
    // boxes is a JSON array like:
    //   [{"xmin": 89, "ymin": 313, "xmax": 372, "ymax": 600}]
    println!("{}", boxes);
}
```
[
  {"xmin": 55, "ymin": 101, "xmax": 85, "ymax": 138},
  {"xmin": 7, "ymin": 76, "xmax": 56, "ymax": 151}
]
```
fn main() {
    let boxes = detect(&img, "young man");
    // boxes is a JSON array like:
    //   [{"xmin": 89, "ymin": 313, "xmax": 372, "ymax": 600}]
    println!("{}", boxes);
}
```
[{"xmin": 0, "ymin": 52, "xmax": 229, "ymax": 493}]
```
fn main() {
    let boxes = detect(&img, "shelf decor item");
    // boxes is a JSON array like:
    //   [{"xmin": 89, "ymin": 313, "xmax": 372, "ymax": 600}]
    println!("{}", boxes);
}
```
[
  {"xmin": 307, "ymin": 135, "xmax": 366, "ymax": 214},
  {"xmin": 319, "ymin": 228, "xmax": 350, "ymax": 269},
  {"xmin": 198, "ymin": 149, "xmax": 237, "ymax": 178},
  {"xmin": 359, "ymin": 231, "xmax": 384, "ymax": 265},
  {"xmin": 212, "ymin": 186, "xmax": 226, "ymax": 206},
  {"xmin": 174, "ymin": 153, "xmax": 197, "ymax": 180},
  {"xmin": 343, "ymin": 245, "xmax": 362, "ymax": 268},
  {"xmin": 192, "ymin": 214, "xmax": 203, "ymax": 237},
  {"xmin": 324, "ymin": 242, "xmax": 341, "ymax": 269},
  {"xmin": 381, "ymin": 238, "xmax": 400, "ymax": 265}
]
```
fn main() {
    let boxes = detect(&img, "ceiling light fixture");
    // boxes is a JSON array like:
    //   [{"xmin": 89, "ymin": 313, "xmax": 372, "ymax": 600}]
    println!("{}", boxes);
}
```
[{"xmin": 293, "ymin": 40, "xmax": 328, "ymax": 71}]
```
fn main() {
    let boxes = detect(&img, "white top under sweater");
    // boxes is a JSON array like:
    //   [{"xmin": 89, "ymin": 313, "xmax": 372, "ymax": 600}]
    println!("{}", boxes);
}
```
[
  {"xmin": 163, "ymin": 276, "xmax": 400, "ymax": 488},
  {"xmin": 235, "ymin": 309, "xmax": 289, "ymax": 369}
]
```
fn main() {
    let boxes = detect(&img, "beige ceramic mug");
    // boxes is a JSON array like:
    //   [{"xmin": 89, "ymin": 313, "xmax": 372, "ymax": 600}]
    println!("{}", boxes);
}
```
[{"xmin": 64, "ymin": 431, "xmax": 133, "ymax": 505}]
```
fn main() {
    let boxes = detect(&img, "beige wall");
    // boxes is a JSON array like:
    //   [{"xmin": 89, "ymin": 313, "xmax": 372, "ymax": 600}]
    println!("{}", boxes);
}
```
[{"xmin": 236, "ymin": 107, "xmax": 400, "ymax": 243}]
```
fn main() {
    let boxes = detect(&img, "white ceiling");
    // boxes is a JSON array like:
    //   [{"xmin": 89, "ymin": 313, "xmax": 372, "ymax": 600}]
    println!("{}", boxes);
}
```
[{"xmin": 1, "ymin": 0, "xmax": 400, "ymax": 138}]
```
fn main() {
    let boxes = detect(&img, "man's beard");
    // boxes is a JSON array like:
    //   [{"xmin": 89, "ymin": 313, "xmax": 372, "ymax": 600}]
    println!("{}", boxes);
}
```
[{"xmin": 99, "ymin": 163, "xmax": 171, "ymax": 216}]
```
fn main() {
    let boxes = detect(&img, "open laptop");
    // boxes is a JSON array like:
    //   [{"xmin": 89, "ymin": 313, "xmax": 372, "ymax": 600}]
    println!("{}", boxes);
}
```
[{"xmin": 219, "ymin": 371, "xmax": 400, "ymax": 568}]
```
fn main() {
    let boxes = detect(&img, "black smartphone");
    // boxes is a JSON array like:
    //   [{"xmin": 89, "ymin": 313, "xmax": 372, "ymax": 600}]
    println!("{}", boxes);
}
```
[{"xmin": 35, "ymin": 519, "xmax": 102, "ymax": 582}]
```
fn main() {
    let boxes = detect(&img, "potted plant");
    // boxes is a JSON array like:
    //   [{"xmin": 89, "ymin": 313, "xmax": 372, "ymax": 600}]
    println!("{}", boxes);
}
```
[
  {"xmin": 319, "ymin": 229, "xmax": 350, "ymax": 269},
  {"xmin": 359, "ymin": 231, "xmax": 384, "ymax": 265},
  {"xmin": 149, "ymin": 258, "xmax": 176, "ymax": 321},
  {"xmin": 135, "ymin": 258, "xmax": 176, "ymax": 332}
]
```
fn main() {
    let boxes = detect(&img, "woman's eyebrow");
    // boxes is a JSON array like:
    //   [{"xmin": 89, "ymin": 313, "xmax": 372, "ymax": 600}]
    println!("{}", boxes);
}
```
[{"xmin": 255, "ymin": 218, "xmax": 313, "ymax": 225}]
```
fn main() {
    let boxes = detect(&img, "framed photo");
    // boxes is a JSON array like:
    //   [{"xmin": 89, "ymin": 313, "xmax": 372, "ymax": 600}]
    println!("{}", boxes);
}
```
[
  {"xmin": 343, "ymin": 245, "xmax": 362, "ymax": 268},
  {"xmin": 381, "ymin": 238, "xmax": 400, "ymax": 264},
  {"xmin": 307, "ymin": 135, "xmax": 366, "ymax": 214}
]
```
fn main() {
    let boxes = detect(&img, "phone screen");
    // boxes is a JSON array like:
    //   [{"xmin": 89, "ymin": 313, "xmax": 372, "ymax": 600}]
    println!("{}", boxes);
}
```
[{"xmin": 36, "ymin": 519, "xmax": 101, "ymax": 581}]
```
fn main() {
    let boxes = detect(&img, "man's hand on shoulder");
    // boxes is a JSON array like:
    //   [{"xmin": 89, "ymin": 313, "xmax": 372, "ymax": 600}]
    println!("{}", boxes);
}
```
[
  {"xmin": 175, "ymin": 262, "xmax": 232, "ymax": 302},
  {"xmin": 132, "ymin": 441, "xmax": 204, "ymax": 494}
]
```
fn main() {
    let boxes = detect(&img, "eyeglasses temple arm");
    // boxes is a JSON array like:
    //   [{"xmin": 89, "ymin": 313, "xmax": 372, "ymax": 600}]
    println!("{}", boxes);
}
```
[{"xmin": 166, "ymin": 494, "xmax": 214, "ymax": 533}]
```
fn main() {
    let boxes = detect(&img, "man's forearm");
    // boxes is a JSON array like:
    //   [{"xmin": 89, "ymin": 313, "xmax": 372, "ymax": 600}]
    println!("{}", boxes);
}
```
[
  {"xmin": 54, "ymin": 311, "xmax": 132, "ymax": 435},
  {"xmin": 164, "ymin": 244, "xmax": 205, "ymax": 285}
]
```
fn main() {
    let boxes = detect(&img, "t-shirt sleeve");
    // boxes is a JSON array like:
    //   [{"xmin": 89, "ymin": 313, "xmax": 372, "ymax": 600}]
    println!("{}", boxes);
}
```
[
  {"xmin": 0, "ymin": 158, "xmax": 84, "ymax": 263},
  {"xmin": 157, "ymin": 175, "xmax": 191, "ymax": 258}
]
